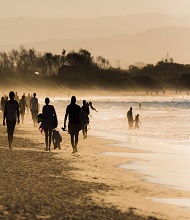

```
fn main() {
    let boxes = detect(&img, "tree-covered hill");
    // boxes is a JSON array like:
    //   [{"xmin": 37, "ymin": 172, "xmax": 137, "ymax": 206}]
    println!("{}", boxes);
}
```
[{"xmin": 0, "ymin": 47, "xmax": 190, "ymax": 91}]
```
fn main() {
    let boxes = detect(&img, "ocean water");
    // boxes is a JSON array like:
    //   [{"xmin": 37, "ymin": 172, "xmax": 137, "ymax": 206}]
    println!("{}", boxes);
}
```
[
  {"xmin": 40, "ymin": 94, "xmax": 190, "ymax": 208},
  {"xmin": 47, "ymin": 94, "xmax": 190, "ymax": 143}
]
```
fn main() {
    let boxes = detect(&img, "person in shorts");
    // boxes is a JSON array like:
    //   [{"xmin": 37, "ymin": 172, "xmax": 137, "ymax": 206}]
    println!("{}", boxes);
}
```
[
  {"xmin": 19, "ymin": 95, "xmax": 27, "ymax": 124},
  {"xmin": 30, "ymin": 93, "xmax": 39, "ymax": 127},
  {"xmin": 64, "ymin": 96, "xmax": 81, "ymax": 153},
  {"xmin": 3, "ymin": 91, "xmax": 20, "ymax": 148},
  {"xmin": 41, "ymin": 97, "xmax": 57, "ymax": 151}
]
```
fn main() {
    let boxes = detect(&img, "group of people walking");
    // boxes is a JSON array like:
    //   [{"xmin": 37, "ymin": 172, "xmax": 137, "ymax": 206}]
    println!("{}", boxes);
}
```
[
  {"xmin": 2, "ymin": 91, "xmax": 96, "ymax": 153},
  {"xmin": 2, "ymin": 91, "xmax": 141, "ymax": 152},
  {"xmin": 1, "ymin": 92, "xmax": 38, "ymax": 126},
  {"xmin": 2, "ymin": 91, "xmax": 39, "ymax": 148}
]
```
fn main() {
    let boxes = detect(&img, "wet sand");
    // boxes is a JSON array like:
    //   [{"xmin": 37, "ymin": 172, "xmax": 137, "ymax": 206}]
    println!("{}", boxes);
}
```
[{"xmin": 0, "ymin": 113, "xmax": 190, "ymax": 219}]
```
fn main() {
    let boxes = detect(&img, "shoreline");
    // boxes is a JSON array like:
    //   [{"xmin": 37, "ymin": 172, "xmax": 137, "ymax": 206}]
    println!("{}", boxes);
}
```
[
  {"xmin": 0, "ymin": 113, "xmax": 157, "ymax": 220},
  {"xmin": 67, "ymin": 134, "xmax": 190, "ymax": 219},
  {"xmin": 1, "ymin": 113, "xmax": 190, "ymax": 219}
]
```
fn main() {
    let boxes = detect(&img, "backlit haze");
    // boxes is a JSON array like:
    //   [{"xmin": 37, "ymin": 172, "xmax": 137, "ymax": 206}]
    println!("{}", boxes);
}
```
[{"xmin": 1, "ymin": 0, "xmax": 190, "ymax": 67}]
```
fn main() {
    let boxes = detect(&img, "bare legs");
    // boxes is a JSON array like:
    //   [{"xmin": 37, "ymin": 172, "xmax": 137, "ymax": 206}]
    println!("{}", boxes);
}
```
[
  {"xmin": 33, "ymin": 120, "xmax": 38, "ymax": 128},
  {"xmin": 6, "ymin": 121, "xmax": 16, "ymax": 149},
  {"xmin": 8, "ymin": 131, "xmax": 13, "ymax": 148},
  {"xmin": 44, "ymin": 128, "xmax": 53, "ymax": 151},
  {"xmin": 32, "ymin": 110, "xmax": 38, "ymax": 127},
  {"xmin": 21, "ymin": 114, "xmax": 24, "ymax": 124},
  {"xmin": 70, "ymin": 134, "xmax": 78, "ymax": 153},
  {"xmin": 82, "ymin": 125, "xmax": 87, "ymax": 139}
]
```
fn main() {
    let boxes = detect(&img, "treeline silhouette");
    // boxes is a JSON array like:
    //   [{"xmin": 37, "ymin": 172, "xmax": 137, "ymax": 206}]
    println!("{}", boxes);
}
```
[{"xmin": 0, "ymin": 47, "xmax": 190, "ymax": 90}]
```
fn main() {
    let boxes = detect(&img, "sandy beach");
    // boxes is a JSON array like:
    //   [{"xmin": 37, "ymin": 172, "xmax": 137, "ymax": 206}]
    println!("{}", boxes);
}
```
[{"xmin": 1, "ymin": 113, "xmax": 190, "ymax": 220}]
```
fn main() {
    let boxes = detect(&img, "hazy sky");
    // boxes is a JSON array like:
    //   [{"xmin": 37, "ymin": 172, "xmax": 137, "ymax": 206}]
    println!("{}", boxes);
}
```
[{"xmin": 1, "ymin": 0, "xmax": 190, "ymax": 18}]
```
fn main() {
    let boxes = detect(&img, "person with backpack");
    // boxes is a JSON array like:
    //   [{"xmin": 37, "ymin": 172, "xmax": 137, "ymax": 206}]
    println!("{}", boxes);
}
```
[{"xmin": 3, "ymin": 91, "xmax": 20, "ymax": 148}]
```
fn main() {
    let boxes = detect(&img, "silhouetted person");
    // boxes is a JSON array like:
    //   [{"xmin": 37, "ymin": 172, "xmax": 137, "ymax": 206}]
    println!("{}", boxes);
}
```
[
  {"xmin": 52, "ymin": 129, "xmax": 62, "ymax": 149},
  {"xmin": 138, "ymin": 102, "xmax": 141, "ymax": 111},
  {"xmin": 81, "ymin": 100, "xmax": 90, "ymax": 139},
  {"xmin": 14, "ymin": 92, "xmax": 19, "ymax": 102},
  {"xmin": 26, "ymin": 93, "xmax": 31, "ymax": 113},
  {"xmin": 30, "ymin": 93, "xmax": 38, "ymax": 127},
  {"xmin": 19, "ymin": 95, "xmax": 27, "ymax": 124},
  {"xmin": 1, "ymin": 96, "xmax": 6, "ymax": 113},
  {"xmin": 64, "ymin": 96, "xmax": 81, "ymax": 153},
  {"xmin": 41, "ymin": 98, "xmax": 57, "ymax": 151},
  {"xmin": 5, "ymin": 95, "xmax": 8, "ymax": 102},
  {"xmin": 134, "ymin": 114, "xmax": 141, "ymax": 129},
  {"xmin": 127, "ymin": 107, "xmax": 133, "ymax": 129},
  {"xmin": 3, "ymin": 91, "xmax": 20, "ymax": 148}
]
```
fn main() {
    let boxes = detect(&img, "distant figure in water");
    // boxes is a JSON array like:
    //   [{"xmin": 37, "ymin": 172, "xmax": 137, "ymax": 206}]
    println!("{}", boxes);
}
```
[
  {"xmin": 3, "ymin": 91, "xmax": 20, "ymax": 148},
  {"xmin": 64, "ymin": 96, "xmax": 81, "ymax": 153},
  {"xmin": 41, "ymin": 97, "xmax": 57, "ymax": 151},
  {"xmin": 81, "ymin": 100, "xmax": 90, "ymax": 139},
  {"xmin": 19, "ymin": 95, "xmax": 27, "ymax": 124},
  {"xmin": 134, "ymin": 114, "xmax": 141, "ymax": 129},
  {"xmin": 138, "ymin": 102, "xmax": 141, "ymax": 111},
  {"xmin": 30, "ymin": 93, "xmax": 39, "ymax": 127},
  {"xmin": 127, "ymin": 107, "xmax": 133, "ymax": 129}
]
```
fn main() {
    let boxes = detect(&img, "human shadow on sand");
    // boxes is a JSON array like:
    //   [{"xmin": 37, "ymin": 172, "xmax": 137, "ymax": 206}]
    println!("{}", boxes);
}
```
[{"xmin": 0, "ymin": 134, "xmax": 159, "ymax": 220}]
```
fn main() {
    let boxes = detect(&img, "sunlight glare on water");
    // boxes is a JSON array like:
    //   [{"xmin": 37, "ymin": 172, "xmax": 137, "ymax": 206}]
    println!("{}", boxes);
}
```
[{"xmin": 45, "ymin": 95, "xmax": 190, "ymax": 195}]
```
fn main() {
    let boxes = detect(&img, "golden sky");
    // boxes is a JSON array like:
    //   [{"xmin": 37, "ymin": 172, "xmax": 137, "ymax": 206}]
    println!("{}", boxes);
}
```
[
  {"xmin": 1, "ymin": 0, "xmax": 190, "ymax": 18},
  {"xmin": 1, "ymin": 0, "xmax": 190, "ymax": 65}
]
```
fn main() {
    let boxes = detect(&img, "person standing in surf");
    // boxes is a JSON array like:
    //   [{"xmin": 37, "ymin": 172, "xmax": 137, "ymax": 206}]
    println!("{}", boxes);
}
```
[
  {"xmin": 134, "ymin": 114, "xmax": 141, "ymax": 129},
  {"xmin": 127, "ymin": 107, "xmax": 133, "ymax": 129}
]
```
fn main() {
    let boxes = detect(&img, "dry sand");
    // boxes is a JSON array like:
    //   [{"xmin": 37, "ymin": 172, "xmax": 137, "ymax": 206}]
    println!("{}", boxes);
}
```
[{"xmin": 1, "ymin": 113, "xmax": 190, "ymax": 220}]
